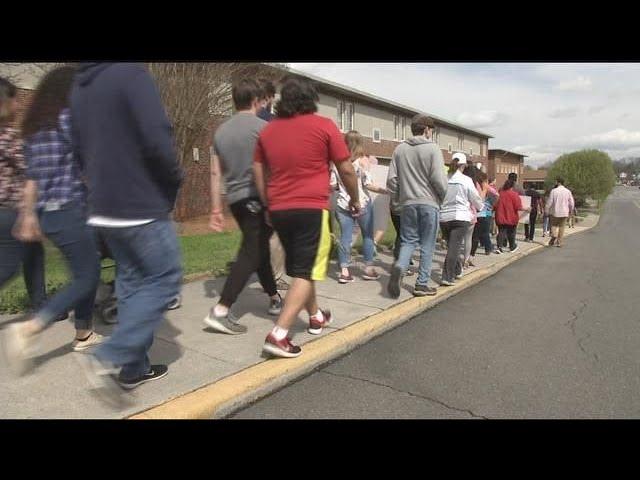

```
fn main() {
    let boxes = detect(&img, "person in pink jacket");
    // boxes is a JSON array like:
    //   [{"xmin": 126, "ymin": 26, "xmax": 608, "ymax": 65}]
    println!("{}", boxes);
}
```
[{"xmin": 545, "ymin": 177, "xmax": 575, "ymax": 248}]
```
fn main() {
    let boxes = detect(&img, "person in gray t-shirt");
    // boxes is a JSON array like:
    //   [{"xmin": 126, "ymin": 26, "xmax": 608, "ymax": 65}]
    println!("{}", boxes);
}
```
[{"xmin": 206, "ymin": 79, "xmax": 282, "ymax": 335}]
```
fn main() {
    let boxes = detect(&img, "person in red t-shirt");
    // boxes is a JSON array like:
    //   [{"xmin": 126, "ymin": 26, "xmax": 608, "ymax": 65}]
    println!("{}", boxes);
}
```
[
  {"xmin": 494, "ymin": 179, "xmax": 529, "ymax": 253},
  {"xmin": 254, "ymin": 76, "xmax": 360, "ymax": 358}
]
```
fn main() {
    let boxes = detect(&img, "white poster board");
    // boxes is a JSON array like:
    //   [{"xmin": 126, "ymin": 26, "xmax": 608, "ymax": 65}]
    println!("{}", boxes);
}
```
[
  {"xmin": 518, "ymin": 196, "xmax": 531, "ymax": 224},
  {"xmin": 369, "ymin": 165, "xmax": 390, "ymax": 233}
]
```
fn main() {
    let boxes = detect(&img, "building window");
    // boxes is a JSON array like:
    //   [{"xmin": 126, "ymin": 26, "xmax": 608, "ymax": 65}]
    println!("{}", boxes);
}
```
[
  {"xmin": 393, "ymin": 115, "xmax": 400, "ymax": 140},
  {"xmin": 448, "ymin": 143, "xmax": 452, "ymax": 153},
  {"xmin": 336, "ymin": 100, "xmax": 344, "ymax": 131},
  {"xmin": 458, "ymin": 134, "xmax": 464, "ymax": 150},
  {"xmin": 372, "ymin": 128, "xmax": 382, "ymax": 143},
  {"xmin": 469, "ymin": 147, "xmax": 473, "ymax": 156},
  {"xmin": 433, "ymin": 128, "xmax": 439, "ymax": 145},
  {"xmin": 401, "ymin": 117, "xmax": 406, "ymax": 141},
  {"xmin": 344, "ymin": 102, "xmax": 354, "ymax": 131}
]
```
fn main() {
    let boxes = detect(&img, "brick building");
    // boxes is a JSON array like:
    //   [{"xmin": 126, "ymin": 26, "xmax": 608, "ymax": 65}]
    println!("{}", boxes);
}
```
[{"xmin": 488, "ymin": 149, "xmax": 528, "ymax": 189}]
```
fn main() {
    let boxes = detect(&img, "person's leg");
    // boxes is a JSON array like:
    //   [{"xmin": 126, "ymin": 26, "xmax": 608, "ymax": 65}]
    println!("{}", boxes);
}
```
[
  {"xmin": 218, "ymin": 200, "xmax": 276, "ymax": 310},
  {"xmin": 0, "ymin": 208, "xmax": 24, "ymax": 290},
  {"xmin": 529, "ymin": 211, "xmax": 538, "ymax": 240},
  {"xmin": 524, "ymin": 222, "xmax": 530, "ymax": 240},
  {"xmin": 470, "ymin": 221, "xmax": 480, "ymax": 257},
  {"xmin": 335, "ymin": 208, "xmax": 355, "ymax": 279},
  {"xmin": 390, "ymin": 211, "xmax": 401, "ymax": 261},
  {"xmin": 357, "ymin": 203, "xmax": 376, "ymax": 277},
  {"xmin": 388, "ymin": 205, "xmax": 419, "ymax": 298},
  {"xmin": 415, "ymin": 205, "xmax": 439, "ymax": 287},
  {"xmin": 508, "ymin": 225, "xmax": 517, "ymax": 250},
  {"xmin": 95, "ymin": 220, "xmax": 182, "ymax": 380},
  {"xmin": 443, "ymin": 222, "xmax": 468, "ymax": 283},
  {"xmin": 550, "ymin": 216, "xmax": 560, "ymax": 244},
  {"xmin": 269, "ymin": 233, "xmax": 286, "ymax": 282},
  {"xmin": 27, "ymin": 205, "xmax": 100, "ymax": 332},
  {"xmin": 496, "ymin": 224, "xmax": 506, "ymax": 251},
  {"xmin": 557, "ymin": 217, "xmax": 567, "ymax": 245},
  {"xmin": 22, "ymin": 241, "xmax": 46, "ymax": 310},
  {"xmin": 255, "ymin": 222, "xmax": 279, "ymax": 299},
  {"xmin": 479, "ymin": 217, "xmax": 493, "ymax": 253},
  {"xmin": 463, "ymin": 223, "xmax": 474, "ymax": 264}
]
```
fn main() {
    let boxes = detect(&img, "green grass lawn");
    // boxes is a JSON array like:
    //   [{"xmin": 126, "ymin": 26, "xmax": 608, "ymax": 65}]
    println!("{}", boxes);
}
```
[{"xmin": 0, "ymin": 221, "xmax": 400, "ymax": 315}]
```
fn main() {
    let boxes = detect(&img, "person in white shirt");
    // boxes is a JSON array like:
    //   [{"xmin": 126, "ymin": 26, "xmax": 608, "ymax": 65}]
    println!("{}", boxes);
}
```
[{"xmin": 439, "ymin": 153, "xmax": 484, "ymax": 286}]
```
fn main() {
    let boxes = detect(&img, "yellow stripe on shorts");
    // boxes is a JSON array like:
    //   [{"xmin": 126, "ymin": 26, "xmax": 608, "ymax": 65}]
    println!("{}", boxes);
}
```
[{"xmin": 311, "ymin": 209, "xmax": 331, "ymax": 281}]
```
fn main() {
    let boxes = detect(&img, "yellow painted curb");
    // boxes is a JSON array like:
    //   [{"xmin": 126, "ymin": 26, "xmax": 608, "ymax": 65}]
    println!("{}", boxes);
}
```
[{"xmin": 129, "ymin": 218, "xmax": 598, "ymax": 420}]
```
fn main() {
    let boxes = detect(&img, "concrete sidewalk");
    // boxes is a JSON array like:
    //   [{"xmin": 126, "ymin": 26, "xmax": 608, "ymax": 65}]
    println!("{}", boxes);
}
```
[{"xmin": 0, "ymin": 215, "xmax": 598, "ymax": 419}]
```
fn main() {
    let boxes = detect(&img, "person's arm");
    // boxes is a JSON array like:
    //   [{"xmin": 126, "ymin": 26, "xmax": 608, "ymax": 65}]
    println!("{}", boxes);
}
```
[
  {"xmin": 362, "ymin": 168, "xmax": 387, "ymax": 194},
  {"xmin": 386, "ymin": 153, "xmax": 399, "ymax": 207},
  {"xmin": 429, "ymin": 147, "xmax": 449, "ymax": 204},
  {"xmin": 334, "ymin": 159, "xmax": 360, "ymax": 214},
  {"xmin": 209, "ymin": 153, "xmax": 224, "ymax": 232},
  {"xmin": 123, "ymin": 64, "xmax": 183, "ymax": 202},
  {"xmin": 14, "ymin": 140, "xmax": 42, "ymax": 242},
  {"xmin": 467, "ymin": 179, "xmax": 485, "ymax": 211}
]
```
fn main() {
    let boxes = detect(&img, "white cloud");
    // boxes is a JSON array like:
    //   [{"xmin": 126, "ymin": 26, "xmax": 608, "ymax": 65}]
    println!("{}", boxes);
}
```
[
  {"xmin": 588, "ymin": 105, "xmax": 606, "ymax": 115},
  {"xmin": 554, "ymin": 76, "xmax": 593, "ymax": 92},
  {"xmin": 456, "ymin": 110, "xmax": 507, "ymax": 128},
  {"xmin": 573, "ymin": 129, "xmax": 640, "ymax": 149},
  {"xmin": 549, "ymin": 107, "xmax": 580, "ymax": 118}
]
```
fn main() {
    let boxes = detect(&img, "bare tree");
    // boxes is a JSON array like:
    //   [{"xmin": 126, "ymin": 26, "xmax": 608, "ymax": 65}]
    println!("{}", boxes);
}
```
[{"xmin": 147, "ymin": 62, "xmax": 285, "ymax": 166}]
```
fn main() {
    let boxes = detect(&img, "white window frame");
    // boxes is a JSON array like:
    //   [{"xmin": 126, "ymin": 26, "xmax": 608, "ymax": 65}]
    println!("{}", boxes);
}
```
[
  {"xmin": 344, "ymin": 102, "xmax": 354, "ymax": 132},
  {"xmin": 336, "ymin": 100, "xmax": 344, "ymax": 131},
  {"xmin": 372, "ymin": 128, "xmax": 382, "ymax": 143},
  {"xmin": 401, "ymin": 117, "xmax": 406, "ymax": 141},
  {"xmin": 393, "ymin": 115, "xmax": 400, "ymax": 140}
]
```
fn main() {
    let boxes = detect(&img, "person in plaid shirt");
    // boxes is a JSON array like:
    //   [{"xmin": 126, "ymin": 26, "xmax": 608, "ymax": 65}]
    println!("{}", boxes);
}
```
[
  {"xmin": 5, "ymin": 66, "xmax": 103, "ymax": 376},
  {"xmin": 0, "ymin": 76, "xmax": 47, "ymax": 314}
]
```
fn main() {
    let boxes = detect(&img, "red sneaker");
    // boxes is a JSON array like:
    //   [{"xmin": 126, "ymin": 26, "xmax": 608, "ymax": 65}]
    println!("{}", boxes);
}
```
[
  {"xmin": 262, "ymin": 333, "xmax": 302, "ymax": 358},
  {"xmin": 308, "ymin": 310, "xmax": 333, "ymax": 335}
]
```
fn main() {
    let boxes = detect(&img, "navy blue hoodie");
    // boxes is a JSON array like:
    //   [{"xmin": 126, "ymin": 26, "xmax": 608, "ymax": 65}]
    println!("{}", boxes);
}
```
[{"xmin": 70, "ymin": 63, "xmax": 182, "ymax": 220}]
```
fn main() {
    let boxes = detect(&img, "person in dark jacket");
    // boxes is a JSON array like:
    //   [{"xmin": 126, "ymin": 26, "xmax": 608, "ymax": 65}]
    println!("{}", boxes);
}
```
[{"xmin": 71, "ymin": 63, "xmax": 183, "ymax": 406}]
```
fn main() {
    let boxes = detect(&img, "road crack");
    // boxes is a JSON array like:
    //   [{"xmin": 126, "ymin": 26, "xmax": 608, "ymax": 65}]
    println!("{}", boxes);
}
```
[{"xmin": 322, "ymin": 370, "xmax": 489, "ymax": 419}]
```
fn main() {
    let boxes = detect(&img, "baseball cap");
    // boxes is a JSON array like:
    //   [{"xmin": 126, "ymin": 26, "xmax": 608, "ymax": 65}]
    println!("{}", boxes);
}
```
[{"xmin": 452, "ymin": 152, "xmax": 468, "ymax": 165}]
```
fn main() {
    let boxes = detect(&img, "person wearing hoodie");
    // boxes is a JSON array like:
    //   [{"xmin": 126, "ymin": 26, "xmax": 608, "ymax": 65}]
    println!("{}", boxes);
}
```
[
  {"xmin": 439, "ymin": 153, "xmax": 484, "ymax": 286},
  {"xmin": 546, "ymin": 177, "xmax": 575, "ymax": 247},
  {"xmin": 386, "ymin": 115, "xmax": 448, "ymax": 299},
  {"xmin": 495, "ymin": 178, "xmax": 528, "ymax": 253},
  {"xmin": 70, "ymin": 63, "xmax": 183, "ymax": 406}
]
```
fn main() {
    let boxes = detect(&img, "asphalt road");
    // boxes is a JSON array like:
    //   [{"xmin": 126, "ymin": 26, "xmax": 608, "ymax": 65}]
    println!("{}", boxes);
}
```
[{"xmin": 233, "ymin": 187, "xmax": 640, "ymax": 419}]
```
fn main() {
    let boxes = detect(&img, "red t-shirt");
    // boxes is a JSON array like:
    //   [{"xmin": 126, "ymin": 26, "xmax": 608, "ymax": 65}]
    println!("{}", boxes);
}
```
[
  {"xmin": 495, "ymin": 188, "xmax": 523, "ymax": 226},
  {"xmin": 254, "ymin": 114, "xmax": 350, "ymax": 211}
]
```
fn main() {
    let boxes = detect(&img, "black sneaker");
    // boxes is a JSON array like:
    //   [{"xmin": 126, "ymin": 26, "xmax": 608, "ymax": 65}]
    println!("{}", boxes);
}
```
[
  {"xmin": 119, "ymin": 365, "xmax": 169, "ymax": 390},
  {"xmin": 387, "ymin": 265, "xmax": 403, "ymax": 299},
  {"xmin": 413, "ymin": 284, "xmax": 437, "ymax": 297},
  {"xmin": 54, "ymin": 312, "xmax": 69, "ymax": 322},
  {"xmin": 268, "ymin": 294, "xmax": 283, "ymax": 316}
]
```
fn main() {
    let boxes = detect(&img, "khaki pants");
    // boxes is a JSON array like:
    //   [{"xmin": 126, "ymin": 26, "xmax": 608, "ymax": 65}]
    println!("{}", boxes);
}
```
[
  {"xmin": 550, "ymin": 216, "xmax": 567, "ymax": 244},
  {"xmin": 270, "ymin": 232, "xmax": 286, "ymax": 280}
]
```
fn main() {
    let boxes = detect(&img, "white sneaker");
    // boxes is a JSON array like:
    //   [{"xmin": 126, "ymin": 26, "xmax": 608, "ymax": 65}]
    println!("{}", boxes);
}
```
[
  {"xmin": 72, "ymin": 332, "xmax": 106, "ymax": 352},
  {"xmin": 3, "ymin": 323, "xmax": 36, "ymax": 376}
]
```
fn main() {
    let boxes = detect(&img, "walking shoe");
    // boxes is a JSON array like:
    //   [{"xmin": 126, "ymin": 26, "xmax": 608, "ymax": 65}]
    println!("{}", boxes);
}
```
[
  {"xmin": 405, "ymin": 267, "xmax": 416, "ymax": 276},
  {"xmin": 3, "ymin": 322, "xmax": 36, "ymax": 376},
  {"xmin": 362, "ymin": 269, "xmax": 381, "ymax": 281},
  {"xmin": 268, "ymin": 294, "xmax": 283, "ymax": 316},
  {"xmin": 556, "ymin": 243, "xmax": 563, "ymax": 248},
  {"xmin": 493, "ymin": 249, "xmax": 502, "ymax": 254},
  {"xmin": 262, "ymin": 334, "xmax": 302, "ymax": 358},
  {"xmin": 72, "ymin": 332, "xmax": 106, "ymax": 352},
  {"xmin": 54, "ymin": 312, "xmax": 69, "ymax": 323},
  {"xmin": 167, "ymin": 295, "xmax": 182, "ymax": 310},
  {"xmin": 204, "ymin": 309, "xmax": 248, "ymax": 335},
  {"xmin": 338, "ymin": 274, "xmax": 355, "ymax": 284},
  {"xmin": 440, "ymin": 279, "xmax": 455, "ymax": 286},
  {"xmin": 510, "ymin": 246, "xmax": 519, "ymax": 253},
  {"xmin": 308, "ymin": 310, "xmax": 333, "ymax": 335},
  {"xmin": 387, "ymin": 265, "xmax": 403, "ymax": 299},
  {"xmin": 276, "ymin": 279, "xmax": 289, "ymax": 291},
  {"xmin": 413, "ymin": 284, "xmax": 437, "ymax": 297},
  {"xmin": 75, "ymin": 353, "xmax": 129, "ymax": 409},
  {"xmin": 118, "ymin": 365, "xmax": 169, "ymax": 390},
  {"xmin": 548, "ymin": 237, "xmax": 556, "ymax": 246}
]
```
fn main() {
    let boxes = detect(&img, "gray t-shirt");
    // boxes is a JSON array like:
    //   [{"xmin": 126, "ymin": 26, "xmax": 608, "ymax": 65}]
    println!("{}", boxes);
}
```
[{"xmin": 213, "ymin": 112, "xmax": 267, "ymax": 205}]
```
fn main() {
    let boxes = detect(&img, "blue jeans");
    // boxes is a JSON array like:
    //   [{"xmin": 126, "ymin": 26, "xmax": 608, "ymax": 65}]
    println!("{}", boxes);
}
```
[
  {"xmin": 335, "ymin": 204, "xmax": 375, "ymax": 268},
  {"xmin": 543, "ymin": 214, "xmax": 550, "ymax": 233},
  {"xmin": 0, "ymin": 208, "xmax": 46, "ymax": 309},
  {"xmin": 395, "ymin": 204, "xmax": 439, "ymax": 286},
  {"xmin": 37, "ymin": 203, "xmax": 100, "ymax": 330},
  {"xmin": 94, "ymin": 220, "xmax": 182, "ymax": 380}
]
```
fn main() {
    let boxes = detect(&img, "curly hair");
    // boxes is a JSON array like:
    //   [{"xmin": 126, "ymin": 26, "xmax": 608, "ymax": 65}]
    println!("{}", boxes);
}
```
[
  {"xmin": 274, "ymin": 75, "xmax": 318, "ymax": 118},
  {"xmin": 21, "ymin": 65, "xmax": 77, "ymax": 138}
]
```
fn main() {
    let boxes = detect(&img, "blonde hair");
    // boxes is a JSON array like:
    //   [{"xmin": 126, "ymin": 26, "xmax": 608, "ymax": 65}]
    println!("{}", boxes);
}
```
[{"xmin": 344, "ymin": 130, "xmax": 366, "ymax": 160}]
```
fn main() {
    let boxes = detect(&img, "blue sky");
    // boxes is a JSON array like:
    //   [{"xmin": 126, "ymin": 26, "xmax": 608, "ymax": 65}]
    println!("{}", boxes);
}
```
[{"xmin": 289, "ymin": 63, "xmax": 640, "ymax": 167}]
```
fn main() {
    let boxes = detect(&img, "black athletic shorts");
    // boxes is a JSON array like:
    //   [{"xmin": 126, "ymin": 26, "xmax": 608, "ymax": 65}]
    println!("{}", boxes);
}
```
[{"xmin": 270, "ymin": 209, "xmax": 331, "ymax": 281}]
